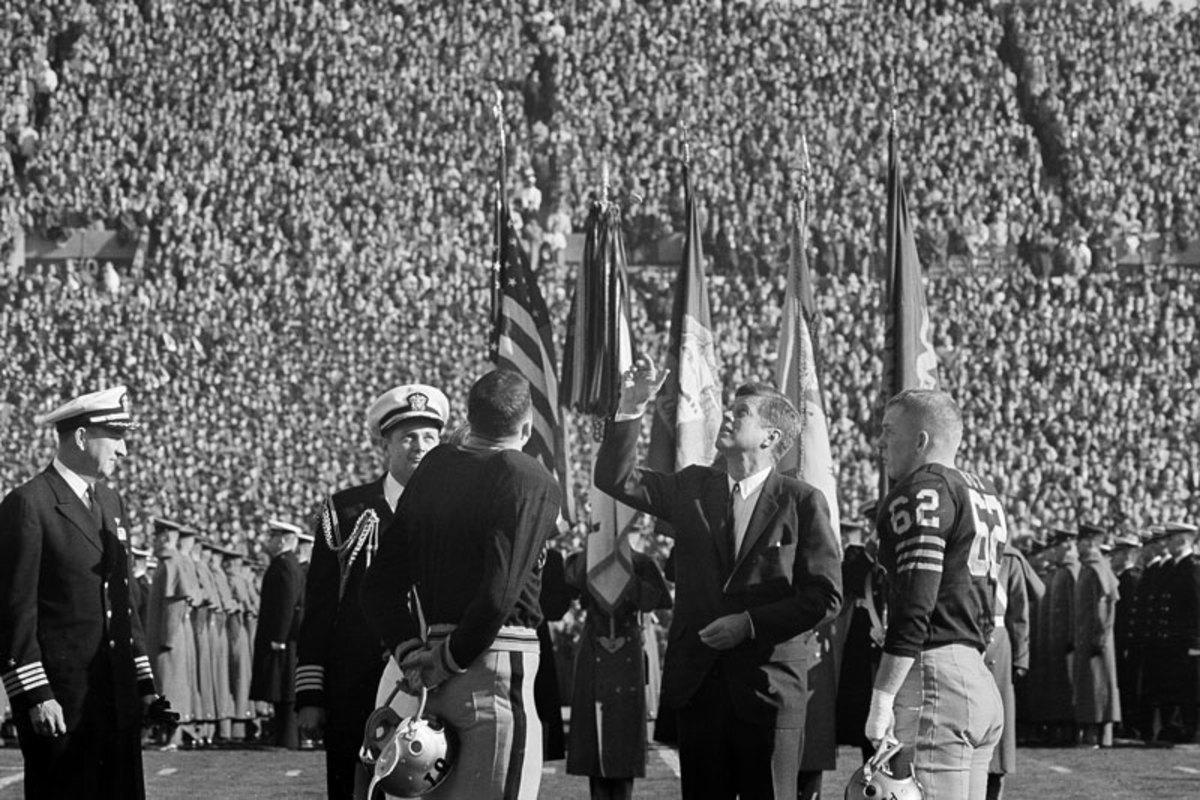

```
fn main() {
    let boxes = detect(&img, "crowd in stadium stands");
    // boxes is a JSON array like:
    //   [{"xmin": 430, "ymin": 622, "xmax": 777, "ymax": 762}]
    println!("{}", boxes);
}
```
[{"xmin": 2, "ymin": 0, "xmax": 1199, "ymax": 561}]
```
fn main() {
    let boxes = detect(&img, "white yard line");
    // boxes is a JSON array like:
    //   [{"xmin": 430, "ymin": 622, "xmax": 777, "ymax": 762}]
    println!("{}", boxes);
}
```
[
  {"xmin": 157, "ymin": 768, "xmax": 178, "ymax": 777},
  {"xmin": 542, "ymin": 766, "xmax": 557, "ymax": 774},
  {"xmin": 1047, "ymin": 765, "xmax": 1072, "ymax": 774},
  {"xmin": 285, "ymin": 770, "xmax": 302, "ymax": 777},
  {"xmin": 0, "ymin": 772, "xmax": 24, "ymax": 790},
  {"xmin": 1174, "ymin": 766, "xmax": 1200, "ymax": 775}
]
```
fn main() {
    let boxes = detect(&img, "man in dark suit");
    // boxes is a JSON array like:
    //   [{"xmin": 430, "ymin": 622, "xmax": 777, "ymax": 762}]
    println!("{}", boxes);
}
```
[
  {"xmin": 295, "ymin": 383, "xmax": 448, "ymax": 799},
  {"xmin": 250, "ymin": 519, "xmax": 305, "ymax": 748},
  {"xmin": 0, "ymin": 386, "xmax": 164, "ymax": 799},
  {"xmin": 594, "ymin": 358, "xmax": 842, "ymax": 800}
]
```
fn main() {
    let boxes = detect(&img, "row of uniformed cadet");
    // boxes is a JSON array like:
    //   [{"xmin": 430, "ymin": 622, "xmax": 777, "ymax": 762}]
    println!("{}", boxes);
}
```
[
  {"xmin": 1021, "ymin": 520, "xmax": 1200, "ymax": 747},
  {"xmin": 145, "ymin": 518, "xmax": 276, "ymax": 748}
]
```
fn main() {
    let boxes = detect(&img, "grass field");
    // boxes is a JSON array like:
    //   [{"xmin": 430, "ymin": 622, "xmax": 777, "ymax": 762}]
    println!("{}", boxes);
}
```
[{"xmin": 1, "ymin": 741, "xmax": 1198, "ymax": 798}]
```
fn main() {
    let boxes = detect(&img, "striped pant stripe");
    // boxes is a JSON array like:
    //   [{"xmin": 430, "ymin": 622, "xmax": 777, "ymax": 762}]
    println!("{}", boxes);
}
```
[{"xmin": 503, "ymin": 651, "xmax": 528, "ymax": 800}]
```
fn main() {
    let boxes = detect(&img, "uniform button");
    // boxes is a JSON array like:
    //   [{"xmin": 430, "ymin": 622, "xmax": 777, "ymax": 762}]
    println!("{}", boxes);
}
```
[
  {"xmin": 109, "ymin": 640, "xmax": 116, "ymax": 648},
  {"xmin": 106, "ymin": 610, "xmax": 112, "ymax": 619}
]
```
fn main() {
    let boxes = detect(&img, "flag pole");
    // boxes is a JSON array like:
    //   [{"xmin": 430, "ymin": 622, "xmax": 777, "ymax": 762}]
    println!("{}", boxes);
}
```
[{"xmin": 490, "ymin": 91, "xmax": 507, "ymax": 352}]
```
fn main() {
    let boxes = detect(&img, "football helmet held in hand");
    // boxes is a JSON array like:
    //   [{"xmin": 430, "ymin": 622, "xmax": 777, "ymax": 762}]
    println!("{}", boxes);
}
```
[
  {"xmin": 845, "ymin": 740, "xmax": 924, "ymax": 800},
  {"xmin": 362, "ymin": 687, "xmax": 456, "ymax": 799}
]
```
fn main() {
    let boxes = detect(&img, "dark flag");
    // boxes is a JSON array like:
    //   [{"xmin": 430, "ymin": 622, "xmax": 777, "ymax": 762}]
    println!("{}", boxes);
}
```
[
  {"xmin": 561, "ymin": 197, "xmax": 637, "ymax": 613},
  {"xmin": 880, "ymin": 121, "xmax": 940, "ymax": 497},
  {"xmin": 882, "ymin": 122, "xmax": 939, "ymax": 397}
]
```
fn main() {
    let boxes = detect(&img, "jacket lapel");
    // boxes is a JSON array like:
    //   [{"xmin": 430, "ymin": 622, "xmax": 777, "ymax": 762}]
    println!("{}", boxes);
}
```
[
  {"xmin": 43, "ymin": 466, "xmax": 104, "ymax": 554},
  {"xmin": 700, "ymin": 470, "xmax": 733, "ymax": 576},
  {"xmin": 730, "ymin": 470, "xmax": 782, "ymax": 576}
]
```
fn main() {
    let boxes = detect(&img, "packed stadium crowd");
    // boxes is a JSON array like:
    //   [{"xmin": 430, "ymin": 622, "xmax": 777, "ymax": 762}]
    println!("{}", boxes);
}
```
[{"xmin": 2, "ymin": 0, "xmax": 1200, "ymax": 564}]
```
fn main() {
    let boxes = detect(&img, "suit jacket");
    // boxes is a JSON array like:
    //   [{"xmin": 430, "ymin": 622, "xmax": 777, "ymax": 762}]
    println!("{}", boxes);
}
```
[
  {"xmin": 594, "ymin": 419, "xmax": 842, "ymax": 726},
  {"xmin": 295, "ymin": 476, "xmax": 393, "ymax": 714},
  {"xmin": 0, "ymin": 466, "xmax": 156, "ymax": 730}
]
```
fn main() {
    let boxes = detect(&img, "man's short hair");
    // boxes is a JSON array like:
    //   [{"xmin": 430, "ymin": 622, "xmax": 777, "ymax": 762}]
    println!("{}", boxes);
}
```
[
  {"xmin": 468, "ymin": 369, "xmax": 532, "ymax": 439},
  {"xmin": 885, "ymin": 389, "xmax": 964, "ymax": 450},
  {"xmin": 735, "ymin": 383, "xmax": 801, "ymax": 459}
]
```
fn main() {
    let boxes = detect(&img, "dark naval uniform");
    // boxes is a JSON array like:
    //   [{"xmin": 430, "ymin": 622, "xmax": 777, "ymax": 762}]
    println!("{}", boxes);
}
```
[
  {"xmin": 295, "ymin": 477, "xmax": 394, "ymax": 800},
  {"xmin": 1156, "ymin": 550, "xmax": 1200, "ymax": 741},
  {"xmin": 1114, "ymin": 560, "xmax": 1143, "ymax": 736},
  {"xmin": 0, "ymin": 466, "xmax": 157, "ymax": 799},
  {"xmin": 251, "ymin": 548, "xmax": 304, "ymax": 746}
]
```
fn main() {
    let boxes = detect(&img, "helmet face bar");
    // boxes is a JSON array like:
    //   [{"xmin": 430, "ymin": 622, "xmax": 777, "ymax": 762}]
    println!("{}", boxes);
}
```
[
  {"xmin": 363, "ymin": 687, "xmax": 457, "ymax": 799},
  {"xmin": 845, "ymin": 741, "xmax": 925, "ymax": 800}
]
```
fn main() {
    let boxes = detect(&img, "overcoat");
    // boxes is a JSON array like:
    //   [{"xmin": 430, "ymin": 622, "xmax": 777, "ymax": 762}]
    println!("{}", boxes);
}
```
[
  {"xmin": 225, "ymin": 567, "xmax": 254, "ymax": 719},
  {"xmin": 1072, "ymin": 550, "xmax": 1120, "ymax": 724},
  {"xmin": 190, "ymin": 553, "xmax": 218, "ymax": 720},
  {"xmin": 251, "ymin": 550, "xmax": 303, "ymax": 703},
  {"xmin": 146, "ymin": 545, "xmax": 199, "ymax": 720},
  {"xmin": 565, "ymin": 550, "xmax": 671, "ymax": 779}
]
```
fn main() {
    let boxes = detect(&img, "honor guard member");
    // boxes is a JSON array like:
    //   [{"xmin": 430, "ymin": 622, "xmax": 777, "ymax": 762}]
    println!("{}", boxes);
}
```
[
  {"xmin": 0, "ymin": 387, "xmax": 167, "ymax": 799},
  {"xmin": 206, "ymin": 541, "xmax": 238, "ymax": 742},
  {"xmin": 251, "ymin": 520, "xmax": 306, "ymax": 748},
  {"xmin": 1154, "ymin": 522, "xmax": 1200, "ymax": 743},
  {"xmin": 1110, "ymin": 531, "xmax": 1144, "ymax": 739},
  {"xmin": 1134, "ymin": 525, "xmax": 1169, "ymax": 742},
  {"xmin": 836, "ymin": 506, "xmax": 888, "ymax": 763},
  {"xmin": 296, "ymin": 383, "xmax": 447, "ymax": 800},
  {"xmin": 362, "ymin": 369, "xmax": 561, "ymax": 800},
  {"xmin": 986, "ymin": 536, "xmax": 1042, "ymax": 800},
  {"xmin": 223, "ymin": 547, "xmax": 256, "ymax": 741},
  {"xmin": 1072, "ymin": 523, "xmax": 1121, "ymax": 747},
  {"xmin": 146, "ymin": 518, "xmax": 201, "ymax": 749},
  {"xmin": 866, "ymin": 390, "xmax": 1003, "ymax": 800}
]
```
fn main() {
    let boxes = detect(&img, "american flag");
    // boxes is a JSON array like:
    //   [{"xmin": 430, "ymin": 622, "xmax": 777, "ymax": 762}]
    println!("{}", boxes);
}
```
[{"xmin": 490, "ymin": 208, "xmax": 574, "ymax": 521}]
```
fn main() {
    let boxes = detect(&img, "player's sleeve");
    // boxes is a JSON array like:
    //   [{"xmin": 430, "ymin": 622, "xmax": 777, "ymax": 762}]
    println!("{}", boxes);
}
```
[
  {"xmin": 883, "ymin": 475, "xmax": 955, "ymax": 658},
  {"xmin": 0, "ymin": 491, "xmax": 55, "ymax": 712},
  {"xmin": 444, "ymin": 457, "xmax": 560, "ymax": 671},
  {"xmin": 295, "ymin": 497, "xmax": 340, "ymax": 709}
]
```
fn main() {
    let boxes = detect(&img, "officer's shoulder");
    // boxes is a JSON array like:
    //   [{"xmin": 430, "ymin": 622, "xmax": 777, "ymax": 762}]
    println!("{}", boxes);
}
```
[
  {"xmin": 332, "ymin": 479, "xmax": 382, "ymax": 508},
  {"xmin": 1, "ymin": 471, "xmax": 53, "ymax": 511}
]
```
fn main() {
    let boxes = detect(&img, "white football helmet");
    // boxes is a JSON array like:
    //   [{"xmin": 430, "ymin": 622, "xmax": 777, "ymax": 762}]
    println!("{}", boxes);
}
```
[
  {"xmin": 362, "ymin": 687, "xmax": 456, "ymax": 799},
  {"xmin": 845, "ymin": 741, "xmax": 924, "ymax": 800}
]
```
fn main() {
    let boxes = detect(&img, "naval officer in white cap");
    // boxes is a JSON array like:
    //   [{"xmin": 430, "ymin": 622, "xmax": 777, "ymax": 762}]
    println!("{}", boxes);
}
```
[
  {"xmin": 0, "ymin": 386, "xmax": 169, "ymax": 799},
  {"xmin": 295, "ymin": 383, "xmax": 449, "ymax": 799}
]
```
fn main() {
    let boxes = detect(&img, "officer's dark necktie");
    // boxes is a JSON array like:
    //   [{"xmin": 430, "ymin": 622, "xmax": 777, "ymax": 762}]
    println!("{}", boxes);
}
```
[{"xmin": 87, "ymin": 485, "xmax": 102, "ymax": 527}]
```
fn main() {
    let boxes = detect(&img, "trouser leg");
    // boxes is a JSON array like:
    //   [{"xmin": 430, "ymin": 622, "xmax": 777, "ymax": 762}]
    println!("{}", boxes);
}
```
[{"xmin": 677, "ymin": 670, "xmax": 737, "ymax": 800}]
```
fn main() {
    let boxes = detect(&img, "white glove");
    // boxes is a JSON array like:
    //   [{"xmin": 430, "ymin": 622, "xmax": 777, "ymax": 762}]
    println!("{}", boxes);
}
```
[{"xmin": 864, "ymin": 689, "xmax": 896, "ymax": 746}]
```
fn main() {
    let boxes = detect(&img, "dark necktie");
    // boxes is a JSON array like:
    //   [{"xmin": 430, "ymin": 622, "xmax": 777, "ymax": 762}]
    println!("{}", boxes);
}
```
[
  {"xmin": 726, "ymin": 482, "xmax": 740, "ymax": 557},
  {"xmin": 87, "ymin": 486, "xmax": 102, "ymax": 526}
]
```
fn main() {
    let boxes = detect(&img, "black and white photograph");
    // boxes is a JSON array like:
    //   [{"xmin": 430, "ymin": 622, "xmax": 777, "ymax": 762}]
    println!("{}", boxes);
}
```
[{"xmin": 2, "ymin": 0, "xmax": 1199, "ymax": 797}]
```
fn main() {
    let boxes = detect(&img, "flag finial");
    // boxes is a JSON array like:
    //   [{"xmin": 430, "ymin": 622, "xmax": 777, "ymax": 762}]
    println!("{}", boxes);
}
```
[{"xmin": 681, "ymin": 123, "xmax": 692, "ymax": 166}]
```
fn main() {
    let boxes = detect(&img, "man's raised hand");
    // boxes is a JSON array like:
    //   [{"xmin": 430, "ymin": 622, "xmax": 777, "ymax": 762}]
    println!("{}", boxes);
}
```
[{"xmin": 617, "ymin": 355, "xmax": 669, "ymax": 415}]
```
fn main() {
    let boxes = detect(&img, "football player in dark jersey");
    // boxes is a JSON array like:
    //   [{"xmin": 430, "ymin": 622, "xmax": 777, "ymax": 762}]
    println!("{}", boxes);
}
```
[{"xmin": 865, "ymin": 389, "xmax": 1004, "ymax": 800}]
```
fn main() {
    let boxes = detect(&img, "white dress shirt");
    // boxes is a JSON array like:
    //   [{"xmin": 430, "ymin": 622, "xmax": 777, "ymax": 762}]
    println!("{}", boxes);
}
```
[
  {"xmin": 52, "ymin": 457, "xmax": 94, "ymax": 506},
  {"xmin": 383, "ymin": 472, "xmax": 405, "ymax": 513},
  {"xmin": 728, "ymin": 467, "xmax": 772, "ymax": 557}
]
